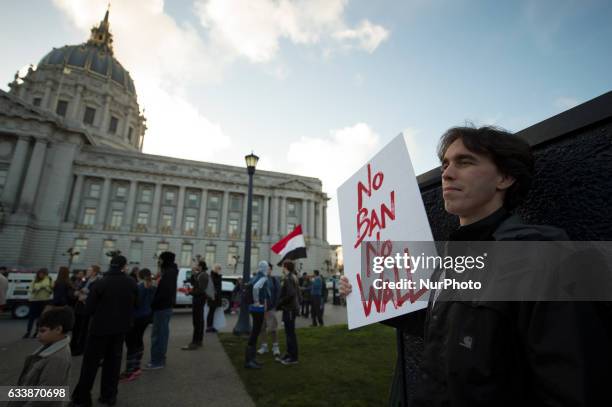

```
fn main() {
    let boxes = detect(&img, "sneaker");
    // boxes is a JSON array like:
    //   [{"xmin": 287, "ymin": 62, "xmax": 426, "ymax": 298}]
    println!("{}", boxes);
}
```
[
  {"xmin": 181, "ymin": 343, "xmax": 202, "ymax": 350},
  {"xmin": 143, "ymin": 363, "xmax": 165, "ymax": 370},
  {"xmin": 276, "ymin": 353, "xmax": 290, "ymax": 362},
  {"xmin": 119, "ymin": 370, "xmax": 141, "ymax": 383},
  {"xmin": 281, "ymin": 358, "xmax": 299, "ymax": 366},
  {"xmin": 257, "ymin": 345, "xmax": 268, "ymax": 355},
  {"xmin": 272, "ymin": 345, "xmax": 281, "ymax": 357}
]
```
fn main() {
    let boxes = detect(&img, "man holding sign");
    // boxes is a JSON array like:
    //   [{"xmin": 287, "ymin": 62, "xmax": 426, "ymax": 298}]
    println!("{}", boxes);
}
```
[{"xmin": 340, "ymin": 126, "xmax": 610, "ymax": 406}]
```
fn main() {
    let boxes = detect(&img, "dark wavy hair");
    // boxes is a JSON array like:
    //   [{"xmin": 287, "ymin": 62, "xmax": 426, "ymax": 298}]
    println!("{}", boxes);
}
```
[{"xmin": 437, "ymin": 125, "xmax": 534, "ymax": 210}]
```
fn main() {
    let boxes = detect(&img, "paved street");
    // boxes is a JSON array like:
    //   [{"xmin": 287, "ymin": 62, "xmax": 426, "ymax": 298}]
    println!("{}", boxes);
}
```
[{"xmin": 0, "ymin": 303, "xmax": 347, "ymax": 406}]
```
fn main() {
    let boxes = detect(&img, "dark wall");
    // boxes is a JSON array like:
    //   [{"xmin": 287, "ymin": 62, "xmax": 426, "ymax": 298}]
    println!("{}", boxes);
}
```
[{"xmin": 417, "ymin": 91, "xmax": 612, "ymax": 241}]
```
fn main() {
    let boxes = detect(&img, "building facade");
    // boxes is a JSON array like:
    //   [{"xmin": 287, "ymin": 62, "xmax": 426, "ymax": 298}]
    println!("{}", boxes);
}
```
[{"xmin": 0, "ymin": 12, "xmax": 330, "ymax": 273}]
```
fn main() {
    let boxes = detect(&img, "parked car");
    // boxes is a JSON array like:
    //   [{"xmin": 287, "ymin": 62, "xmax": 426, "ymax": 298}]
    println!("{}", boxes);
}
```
[{"xmin": 176, "ymin": 268, "xmax": 239, "ymax": 313}]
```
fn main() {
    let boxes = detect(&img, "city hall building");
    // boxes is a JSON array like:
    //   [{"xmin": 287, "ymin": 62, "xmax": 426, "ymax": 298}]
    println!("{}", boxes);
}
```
[{"xmin": 0, "ymin": 12, "xmax": 330, "ymax": 273}]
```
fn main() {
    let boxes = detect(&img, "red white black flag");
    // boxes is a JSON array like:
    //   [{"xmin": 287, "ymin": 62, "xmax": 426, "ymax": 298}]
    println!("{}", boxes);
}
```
[{"xmin": 271, "ymin": 224, "xmax": 307, "ymax": 266}]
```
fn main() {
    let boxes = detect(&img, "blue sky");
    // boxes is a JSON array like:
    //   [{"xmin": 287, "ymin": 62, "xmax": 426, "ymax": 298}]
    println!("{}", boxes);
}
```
[{"xmin": 2, "ymin": 0, "xmax": 611, "ymax": 244}]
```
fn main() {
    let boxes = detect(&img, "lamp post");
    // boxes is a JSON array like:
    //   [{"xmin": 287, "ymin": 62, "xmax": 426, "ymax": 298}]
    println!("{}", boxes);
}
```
[
  {"xmin": 233, "ymin": 152, "xmax": 259, "ymax": 335},
  {"xmin": 64, "ymin": 247, "xmax": 80, "ymax": 270}
]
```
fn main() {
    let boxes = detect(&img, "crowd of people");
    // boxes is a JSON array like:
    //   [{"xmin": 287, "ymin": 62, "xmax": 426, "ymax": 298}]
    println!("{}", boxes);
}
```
[
  {"xmin": 4, "ymin": 251, "xmax": 181, "ymax": 406},
  {"xmin": 2, "ymin": 249, "xmax": 333, "ymax": 405}
]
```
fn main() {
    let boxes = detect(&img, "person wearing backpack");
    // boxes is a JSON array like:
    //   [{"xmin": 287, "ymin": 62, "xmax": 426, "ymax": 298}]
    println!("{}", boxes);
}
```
[{"xmin": 244, "ymin": 261, "xmax": 270, "ymax": 369}]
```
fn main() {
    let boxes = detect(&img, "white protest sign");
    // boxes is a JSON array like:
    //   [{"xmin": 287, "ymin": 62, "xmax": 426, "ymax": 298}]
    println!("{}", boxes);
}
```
[{"xmin": 337, "ymin": 133, "xmax": 436, "ymax": 329}]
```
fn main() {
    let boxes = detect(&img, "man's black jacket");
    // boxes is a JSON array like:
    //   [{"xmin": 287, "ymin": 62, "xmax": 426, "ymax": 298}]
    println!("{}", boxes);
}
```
[
  {"xmin": 85, "ymin": 268, "xmax": 138, "ymax": 336},
  {"xmin": 390, "ymin": 211, "xmax": 612, "ymax": 406}
]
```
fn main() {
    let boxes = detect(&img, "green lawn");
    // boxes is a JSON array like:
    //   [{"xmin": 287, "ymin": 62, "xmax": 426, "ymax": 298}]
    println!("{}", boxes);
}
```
[{"xmin": 219, "ymin": 323, "xmax": 397, "ymax": 407}]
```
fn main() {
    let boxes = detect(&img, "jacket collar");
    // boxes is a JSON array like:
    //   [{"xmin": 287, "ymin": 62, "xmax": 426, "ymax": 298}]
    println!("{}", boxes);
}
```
[{"xmin": 34, "ymin": 336, "xmax": 70, "ymax": 358}]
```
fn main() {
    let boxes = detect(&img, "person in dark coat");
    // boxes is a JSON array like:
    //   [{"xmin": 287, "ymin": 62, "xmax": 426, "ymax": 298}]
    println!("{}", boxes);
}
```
[
  {"xmin": 206, "ymin": 264, "xmax": 223, "ymax": 333},
  {"xmin": 182, "ymin": 260, "xmax": 209, "ymax": 350},
  {"xmin": 145, "ymin": 251, "xmax": 178, "ymax": 369},
  {"xmin": 277, "ymin": 261, "xmax": 300, "ymax": 365},
  {"xmin": 121, "ymin": 268, "xmax": 156, "ymax": 381},
  {"xmin": 341, "ymin": 125, "xmax": 612, "ymax": 406},
  {"xmin": 71, "ymin": 255, "xmax": 138, "ymax": 407},
  {"xmin": 51, "ymin": 266, "xmax": 73, "ymax": 307},
  {"xmin": 71, "ymin": 265, "xmax": 102, "ymax": 356}
]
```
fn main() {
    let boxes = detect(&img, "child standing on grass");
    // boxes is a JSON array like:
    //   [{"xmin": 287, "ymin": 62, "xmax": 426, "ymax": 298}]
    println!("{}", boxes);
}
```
[
  {"xmin": 120, "ymin": 268, "xmax": 156, "ymax": 382},
  {"xmin": 10, "ymin": 307, "xmax": 74, "ymax": 406}
]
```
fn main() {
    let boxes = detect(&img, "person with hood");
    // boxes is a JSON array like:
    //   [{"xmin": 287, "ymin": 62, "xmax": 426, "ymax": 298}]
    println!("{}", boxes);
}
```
[
  {"xmin": 257, "ymin": 262, "xmax": 281, "ymax": 357},
  {"xmin": 71, "ymin": 255, "xmax": 138, "ymax": 407},
  {"xmin": 340, "ymin": 125, "xmax": 612, "ymax": 406},
  {"xmin": 244, "ymin": 260, "xmax": 270, "ymax": 369},
  {"xmin": 277, "ymin": 261, "xmax": 300, "ymax": 365},
  {"xmin": 121, "ymin": 268, "xmax": 156, "ymax": 382},
  {"xmin": 145, "ymin": 251, "xmax": 178, "ymax": 369},
  {"xmin": 182, "ymin": 260, "xmax": 209, "ymax": 350}
]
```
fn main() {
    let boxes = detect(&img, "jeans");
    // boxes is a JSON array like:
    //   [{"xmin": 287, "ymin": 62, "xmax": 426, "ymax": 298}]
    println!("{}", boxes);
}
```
[
  {"xmin": 125, "ymin": 316, "xmax": 151, "ymax": 372},
  {"xmin": 283, "ymin": 309, "xmax": 298, "ymax": 360},
  {"xmin": 150, "ymin": 308, "xmax": 173, "ymax": 366},
  {"xmin": 26, "ymin": 301, "xmax": 47, "ymax": 334}
]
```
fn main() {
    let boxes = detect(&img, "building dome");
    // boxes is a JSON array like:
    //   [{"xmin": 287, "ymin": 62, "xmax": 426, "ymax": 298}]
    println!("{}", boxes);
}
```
[
  {"xmin": 38, "ymin": 45, "xmax": 136, "ymax": 94},
  {"xmin": 7, "ymin": 9, "xmax": 146, "ymax": 152}
]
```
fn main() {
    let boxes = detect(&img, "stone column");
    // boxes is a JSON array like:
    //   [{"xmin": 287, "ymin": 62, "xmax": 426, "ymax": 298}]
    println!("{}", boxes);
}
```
[
  {"xmin": 96, "ymin": 178, "xmax": 112, "ymax": 226},
  {"xmin": 70, "ymin": 85, "xmax": 83, "ymax": 121},
  {"xmin": 100, "ymin": 95, "xmax": 112, "ymax": 131},
  {"xmin": 124, "ymin": 180, "xmax": 138, "ymax": 230},
  {"xmin": 1, "ymin": 136, "xmax": 30, "ymax": 211},
  {"xmin": 308, "ymin": 200, "xmax": 315, "ymax": 238},
  {"xmin": 123, "ymin": 107, "xmax": 132, "ymax": 141},
  {"xmin": 175, "ymin": 185, "xmax": 186, "ymax": 234},
  {"xmin": 262, "ymin": 195, "xmax": 269, "ymax": 237},
  {"xmin": 42, "ymin": 80, "xmax": 53, "ymax": 109},
  {"xmin": 18, "ymin": 138, "xmax": 48, "ymax": 213},
  {"xmin": 279, "ymin": 196, "xmax": 287, "ymax": 236},
  {"xmin": 322, "ymin": 203, "xmax": 327, "ymax": 241},
  {"xmin": 220, "ymin": 190, "xmax": 229, "ymax": 237},
  {"xmin": 316, "ymin": 201, "xmax": 323, "ymax": 240},
  {"xmin": 301, "ymin": 199, "xmax": 308, "ymax": 234},
  {"xmin": 150, "ymin": 183, "xmax": 162, "ymax": 230},
  {"xmin": 270, "ymin": 195, "xmax": 279, "ymax": 237},
  {"xmin": 67, "ymin": 174, "xmax": 84, "ymax": 222},
  {"xmin": 198, "ymin": 189, "xmax": 208, "ymax": 236}
]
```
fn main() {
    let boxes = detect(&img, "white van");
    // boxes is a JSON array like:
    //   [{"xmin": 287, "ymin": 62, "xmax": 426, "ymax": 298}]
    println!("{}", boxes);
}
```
[
  {"xmin": 176, "ymin": 268, "xmax": 238, "ymax": 313},
  {"xmin": 5, "ymin": 271, "xmax": 58, "ymax": 319}
]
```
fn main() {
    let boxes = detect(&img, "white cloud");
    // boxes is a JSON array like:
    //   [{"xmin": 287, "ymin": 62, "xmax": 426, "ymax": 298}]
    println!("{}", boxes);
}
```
[
  {"xmin": 287, "ymin": 123, "xmax": 382, "ymax": 244},
  {"xmin": 554, "ymin": 96, "xmax": 579, "ymax": 111},
  {"xmin": 138, "ymin": 82, "xmax": 230, "ymax": 161},
  {"xmin": 333, "ymin": 20, "xmax": 390, "ymax": 53},
  {"xmin": 194, "ymin": 0, "xmax": 389, "ymax": 63},
  {"xmin": 51, "ymin": 0, "xmax": 233, "ymax": 160}
]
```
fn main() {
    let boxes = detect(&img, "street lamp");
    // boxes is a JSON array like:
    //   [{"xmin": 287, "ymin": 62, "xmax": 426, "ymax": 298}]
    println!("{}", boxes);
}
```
[
  {"xmin": 64, "ymin": 247, "xmax": 80, "ymax": 269},
  {"xmin": 233, "ymin": 152, "xmax": 259, "ymax": 335}
]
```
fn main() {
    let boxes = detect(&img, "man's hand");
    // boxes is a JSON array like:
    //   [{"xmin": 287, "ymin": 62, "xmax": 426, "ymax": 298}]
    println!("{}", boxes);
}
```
[{"xmin": 339, "ymin": 276, "xmax": 352, "ymax": 297}]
